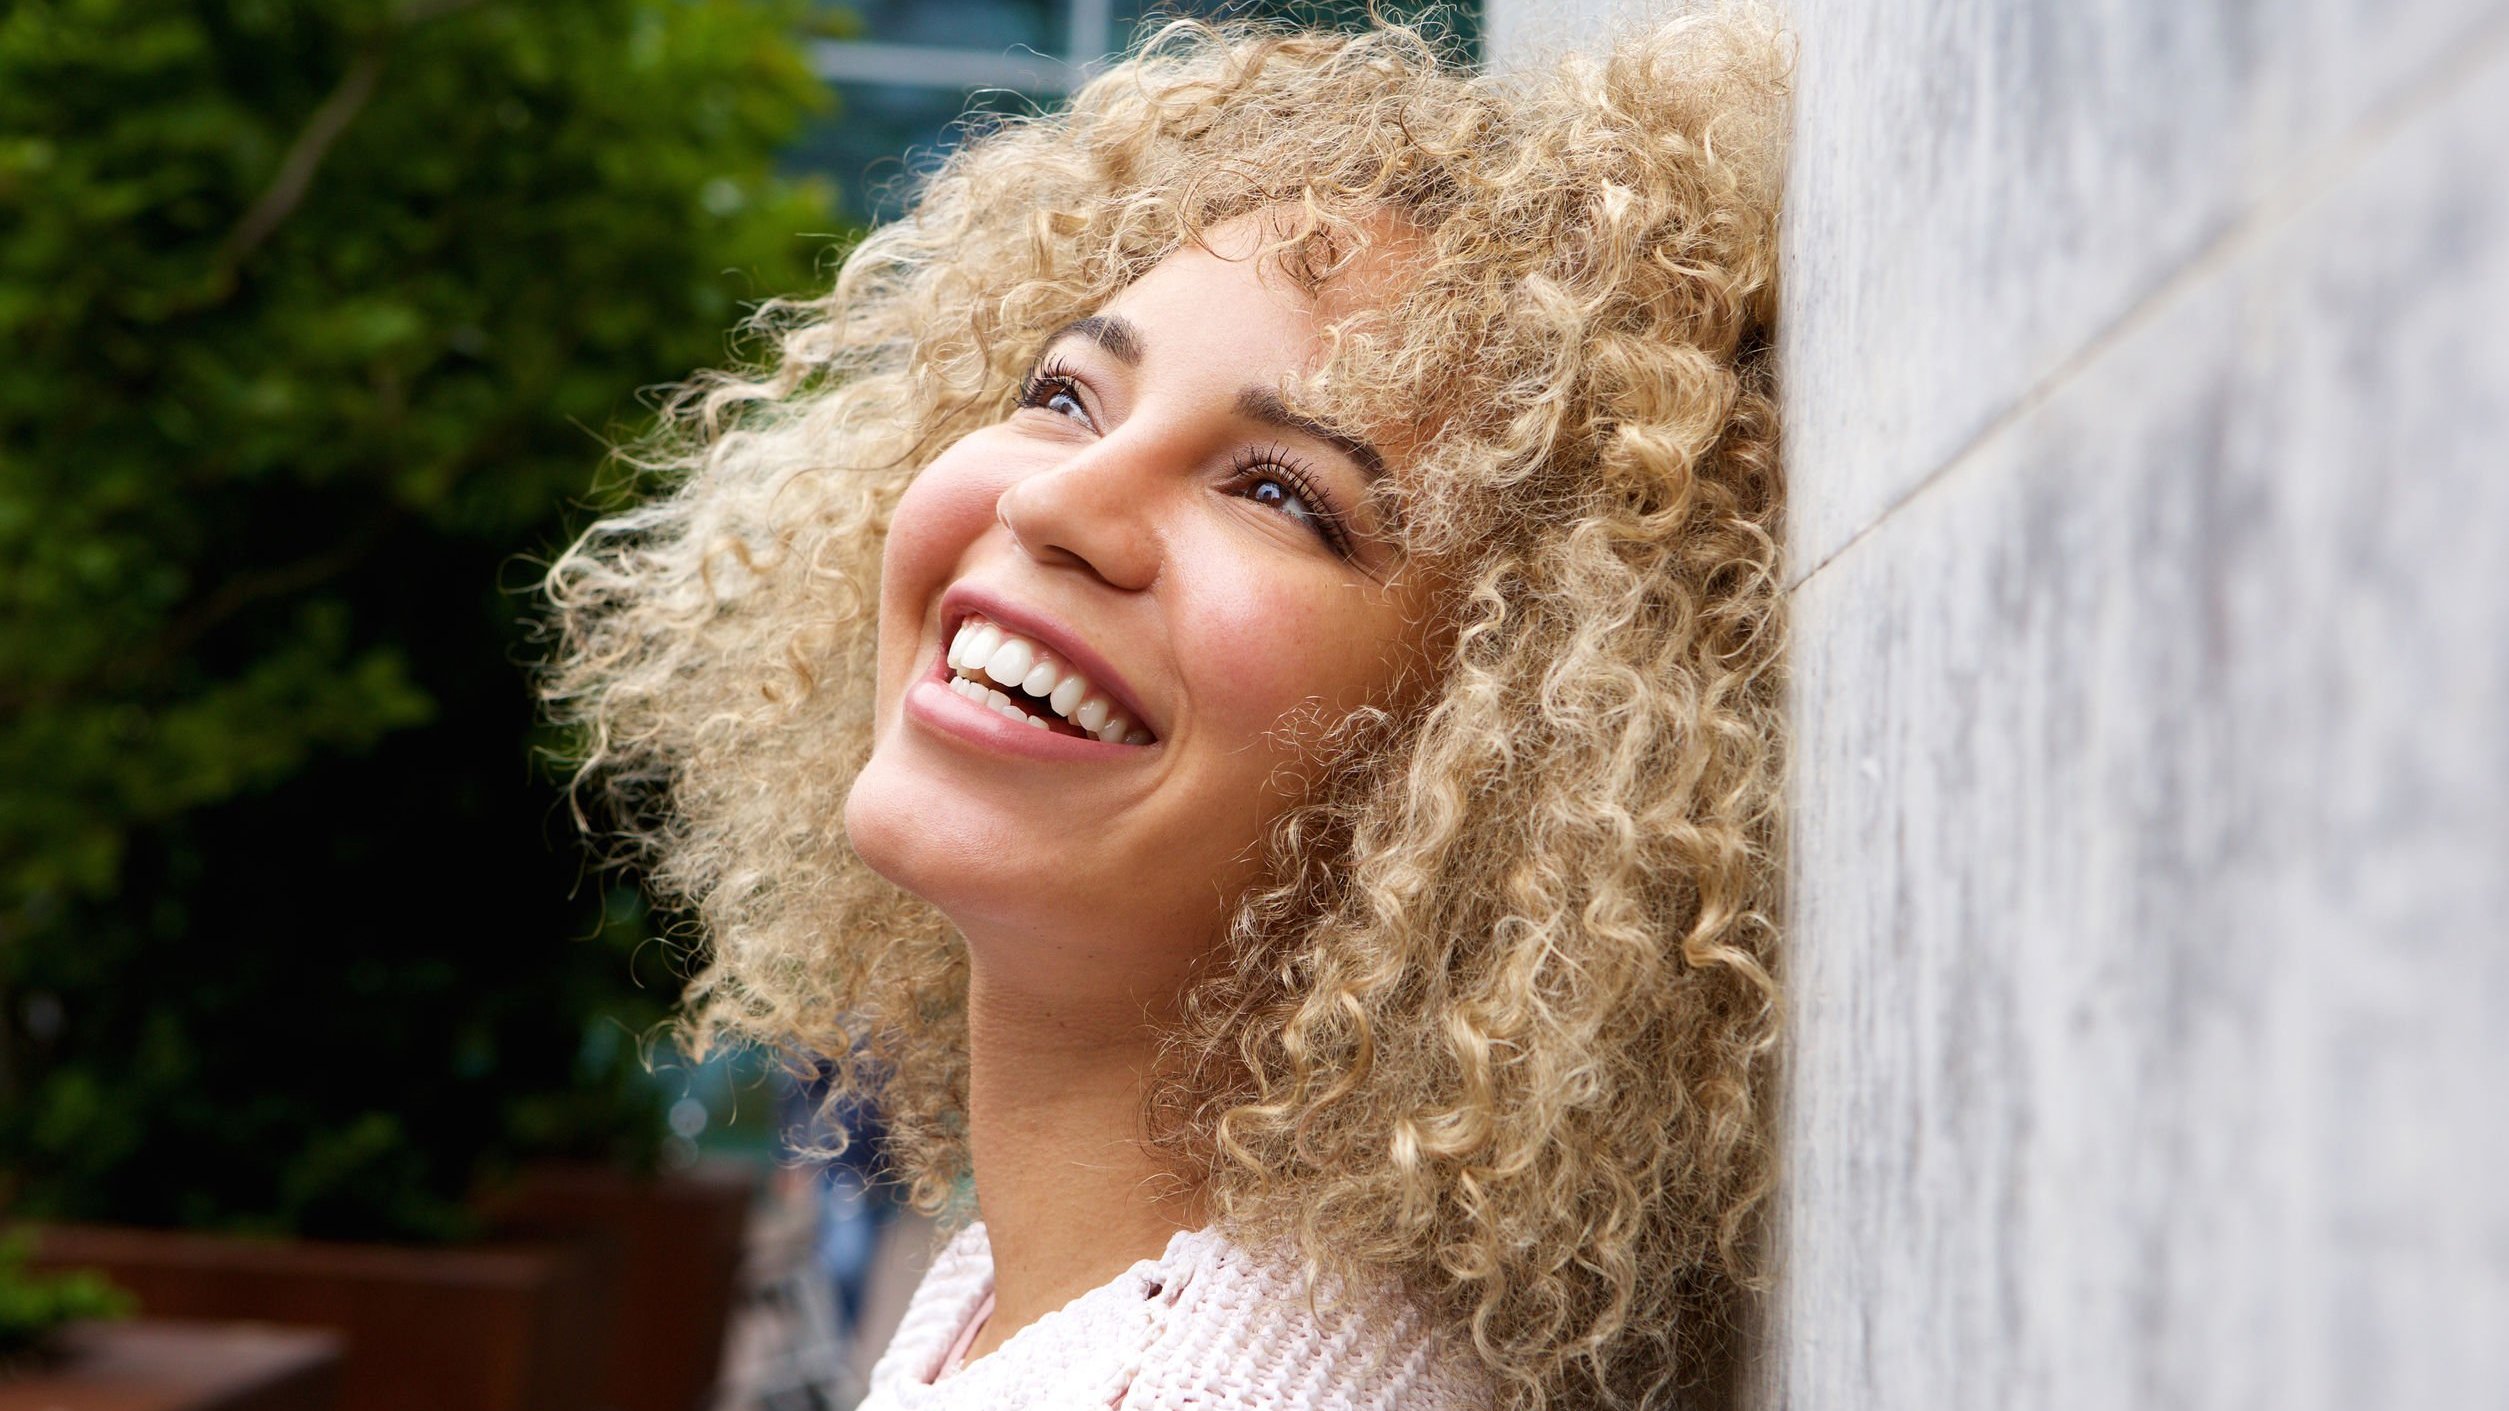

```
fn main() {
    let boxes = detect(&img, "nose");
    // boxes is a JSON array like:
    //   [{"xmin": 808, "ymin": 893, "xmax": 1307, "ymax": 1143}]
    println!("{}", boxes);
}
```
[{"xmin": 993, "ymin": 431, "xmax": 1166, "ymax": 592}]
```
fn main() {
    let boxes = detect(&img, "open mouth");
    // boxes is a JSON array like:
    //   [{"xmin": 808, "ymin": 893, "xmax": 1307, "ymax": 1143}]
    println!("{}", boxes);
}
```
[{"xmin": 940, "ymin": 613, "xmax": 1154, "ymax": 746}]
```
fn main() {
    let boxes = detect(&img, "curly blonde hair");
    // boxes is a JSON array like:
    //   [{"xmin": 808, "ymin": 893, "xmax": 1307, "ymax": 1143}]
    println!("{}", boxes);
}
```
[{"xmin": 543, "ymin": 12, "xmax": 1788, "ymax": 1408}]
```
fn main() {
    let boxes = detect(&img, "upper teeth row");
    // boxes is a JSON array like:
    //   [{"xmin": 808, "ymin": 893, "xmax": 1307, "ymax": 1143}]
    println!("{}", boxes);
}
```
[{"xmin": 946, "ymin": 615, "xmax": 1152, "ymax": 746}]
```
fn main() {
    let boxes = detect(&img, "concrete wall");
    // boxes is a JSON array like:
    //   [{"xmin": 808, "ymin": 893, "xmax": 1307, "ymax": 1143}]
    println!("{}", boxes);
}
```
[{"xmin": 1493, "ymin": 2, "xmax": 2509, "ymax": 1406}]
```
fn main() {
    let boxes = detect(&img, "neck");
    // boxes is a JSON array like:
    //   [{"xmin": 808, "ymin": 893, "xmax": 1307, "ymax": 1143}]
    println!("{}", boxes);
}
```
[{"xmin": 960, "ymin": 963, "xmax": 1203, "ymax": 1361}]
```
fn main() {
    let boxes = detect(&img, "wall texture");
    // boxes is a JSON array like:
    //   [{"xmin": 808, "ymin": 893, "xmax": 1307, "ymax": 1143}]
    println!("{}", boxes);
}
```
[{"xmin": 1488, "ymin": 2, "xmax": 2509, "ymax": 1406}]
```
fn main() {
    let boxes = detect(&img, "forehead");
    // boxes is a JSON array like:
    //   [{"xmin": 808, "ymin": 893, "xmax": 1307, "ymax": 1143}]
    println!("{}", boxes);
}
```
[
  {"xmin": 1095, "ymin": 208, "xmax": 1423, "ymax": 340},
  {"xmin": 1069, "ymin": 209, "xmax": 1426, "ymax": 432},
  {"xmin": 1095, "ymin": 237, "xmax": 1326, "ymax": 367}
]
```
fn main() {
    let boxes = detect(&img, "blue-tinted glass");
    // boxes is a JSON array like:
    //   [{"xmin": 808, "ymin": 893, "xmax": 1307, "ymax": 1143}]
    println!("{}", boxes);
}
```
[
  {"xmin": 793, "ymin": 0, "xmax": 1481, "ymax": 225},
  {"xmin": 855, "ymin": 0, "xmax": 1060, "ymax": 50}
]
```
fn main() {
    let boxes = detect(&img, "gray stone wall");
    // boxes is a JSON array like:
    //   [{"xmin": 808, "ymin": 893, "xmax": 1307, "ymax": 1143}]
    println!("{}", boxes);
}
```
[{"xmin": 1494, "ymin": 2, "xmax": 2509, "ymax": 1406}]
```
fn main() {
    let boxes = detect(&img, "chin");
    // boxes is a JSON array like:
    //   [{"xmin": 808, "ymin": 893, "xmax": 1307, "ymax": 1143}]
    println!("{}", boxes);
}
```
[{"xmin": 843, "ymin": 747, "xmax": 1052, "ymax": 926}]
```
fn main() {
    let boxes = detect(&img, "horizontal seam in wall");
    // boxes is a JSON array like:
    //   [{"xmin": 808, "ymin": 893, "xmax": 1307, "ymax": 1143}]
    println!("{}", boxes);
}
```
[{"xmin": 1782, "ymin": 6, "xmax": 2509, "ymax": 597}]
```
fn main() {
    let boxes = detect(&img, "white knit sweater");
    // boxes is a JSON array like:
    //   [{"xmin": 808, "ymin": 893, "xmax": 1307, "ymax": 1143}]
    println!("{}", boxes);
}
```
[{"xmin": 856, "ymin": 1221, "xmax": 1494, "ymax": 1410}]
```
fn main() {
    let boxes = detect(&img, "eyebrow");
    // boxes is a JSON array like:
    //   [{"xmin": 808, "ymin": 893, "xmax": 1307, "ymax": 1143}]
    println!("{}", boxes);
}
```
[
  {"xmin": 1233, "ymin": 386, "xmax": 1387, "ymax": 483},
  {"xmin": 1047, "ymin": 314, "xmax": 1144, "ymax": 367}
]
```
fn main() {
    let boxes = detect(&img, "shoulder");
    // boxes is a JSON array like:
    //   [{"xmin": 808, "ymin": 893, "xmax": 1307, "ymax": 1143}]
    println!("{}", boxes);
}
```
[{"xmin": 1122, "ymin": 1227, "xmax": 1495, "ymax": 1411}]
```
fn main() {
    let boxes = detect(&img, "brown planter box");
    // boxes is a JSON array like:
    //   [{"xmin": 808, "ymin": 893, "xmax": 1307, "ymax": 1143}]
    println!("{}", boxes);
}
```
[
  {"xmin": 0, "ymin": 1319, "xmax": 342, "ymax": 1411},
  {"xmin": 29, "ymin": 1226, "xmax": 601, "ymax": 1411},
  {"xmin": 477, "ymin": 1160, "xmax": 755, "ymax": 1411}
]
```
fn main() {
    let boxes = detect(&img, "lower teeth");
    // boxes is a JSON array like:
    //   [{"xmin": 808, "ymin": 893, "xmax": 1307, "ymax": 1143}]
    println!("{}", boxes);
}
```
[
  {"xmin": 947, "ymin": 669, "xmax": 1152, "ymax": 745},
  {"xmin": 952, "ymin": 674, "xmax": 1076, "ymax": 733}
]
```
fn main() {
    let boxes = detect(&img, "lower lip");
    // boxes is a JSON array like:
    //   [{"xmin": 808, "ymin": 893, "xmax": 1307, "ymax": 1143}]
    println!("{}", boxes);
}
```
[{"xmin": 904, "ymin": 664, "xmax": 1155, "ymax": 762}]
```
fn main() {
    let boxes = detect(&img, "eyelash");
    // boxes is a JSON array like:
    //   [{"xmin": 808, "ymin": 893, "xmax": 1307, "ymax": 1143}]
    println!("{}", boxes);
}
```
[
  {"xmin": 1012, "ymin": 359, "xmax": 1357, "ymax": 561},
  {"xmin": 1222, "ymin": 444, "xmax": 1354, "ymax": 559},
  {"xmin": 1015, "ymin": 357, "xmax": 1090, "ymax": 422}
]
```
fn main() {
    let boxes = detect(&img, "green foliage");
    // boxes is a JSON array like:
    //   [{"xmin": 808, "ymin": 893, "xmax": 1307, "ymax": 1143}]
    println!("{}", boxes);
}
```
[
  {"xmin": 0, "ymin": 1227, "xmax": 133, "ymax": 1358},
  {"xmin": 0, "ymin": 0, "xmax": 845, "ymax": 1240}
]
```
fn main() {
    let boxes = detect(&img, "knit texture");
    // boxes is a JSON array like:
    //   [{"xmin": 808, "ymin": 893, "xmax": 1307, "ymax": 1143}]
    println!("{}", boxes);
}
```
[{"xmin": 857, "ymin": 1221, "xmax": 1495, "ymax": 1410}]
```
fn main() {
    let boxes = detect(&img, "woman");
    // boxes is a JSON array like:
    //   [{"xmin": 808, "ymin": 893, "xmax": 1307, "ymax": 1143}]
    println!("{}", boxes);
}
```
[{"xmin": 544, "ymin": 13, "xmax": 1788, "ymax": 1409}]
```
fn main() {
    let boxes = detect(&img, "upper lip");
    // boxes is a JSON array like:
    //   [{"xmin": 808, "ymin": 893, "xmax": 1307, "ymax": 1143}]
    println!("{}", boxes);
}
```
[{"xmin": 936, "ymin": 582, "xmax": 1160, "ymax": 739}]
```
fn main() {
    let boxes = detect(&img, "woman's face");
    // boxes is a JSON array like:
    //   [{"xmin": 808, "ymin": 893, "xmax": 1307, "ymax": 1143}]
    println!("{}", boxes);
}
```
[{"xmin": 845, "ymin": 216, "xmax": 1432, "ymax": 1014}]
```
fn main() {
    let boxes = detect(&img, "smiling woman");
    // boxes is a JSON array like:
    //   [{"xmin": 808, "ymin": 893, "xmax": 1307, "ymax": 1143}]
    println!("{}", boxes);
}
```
[
  {"xmin": 847, "ymin": 214, "xmax": 1447, "ymax": 1051},
  {"xmin": 542, "ymin": 14, "xmax": 1789, "ymax": 1411}
]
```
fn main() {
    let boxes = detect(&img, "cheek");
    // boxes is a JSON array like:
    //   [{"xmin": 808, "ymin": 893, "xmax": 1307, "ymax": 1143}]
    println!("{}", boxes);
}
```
[
  {"xmin": 875, "ymin": 447, "xmax": 1014, "ymax": 687},
  {"xmin": 884, "ymin": 457, "xmax": 1005, "ymax": 598},
  {"xmin": 1176, "ymin": 552, "xmax": 1402, "ymax": 751}
]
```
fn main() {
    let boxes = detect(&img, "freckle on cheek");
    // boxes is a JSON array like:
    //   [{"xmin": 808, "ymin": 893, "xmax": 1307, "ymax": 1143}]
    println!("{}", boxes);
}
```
[{"xmin": 1197, "ymin": 606, "xmax": 1348, "ymax": 712}]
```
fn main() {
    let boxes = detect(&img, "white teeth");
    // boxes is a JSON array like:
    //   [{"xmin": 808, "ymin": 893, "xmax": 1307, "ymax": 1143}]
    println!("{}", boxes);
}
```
[
  {"xmin": 983, "ymin": 638, "xmax": 1034, "ymax": 688},
  {"xmin": 951, "ymin": 673, "xmax": 1047, "ymax": 728},
  {"xmin": 962, "ymin": 622, "xmax": 1004, "ymax": 671},
  {"xmin": 943, "ymin": 614, "xmax": 1154, "ymax": 744},
  {"xmin": 1048, "ymin": 674, "xmax": 1086, "ymax": 717}
]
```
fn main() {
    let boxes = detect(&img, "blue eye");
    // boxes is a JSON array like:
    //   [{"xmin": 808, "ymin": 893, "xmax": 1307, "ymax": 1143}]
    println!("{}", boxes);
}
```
[
  {"xmin": 1245, "ymin": 474, "xmax": 1321, "ymax": 526},
  {"xmin": 1016, "ymin": 359, "xmax": 1093, "ymax": 427},
  {"xmin": 1228, "ymin": 447, "xmax": 1351, "ymax": 559}
]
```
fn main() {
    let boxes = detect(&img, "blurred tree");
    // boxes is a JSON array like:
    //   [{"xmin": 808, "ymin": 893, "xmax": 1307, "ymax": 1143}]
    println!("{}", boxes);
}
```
[
  {"xmin": 0, "ymin": 1225, "xmax": 133, "ymax": 1360},
  {"xmin": 0, "ymin": 0, "xmax": 842, "ymax": 1240}
]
